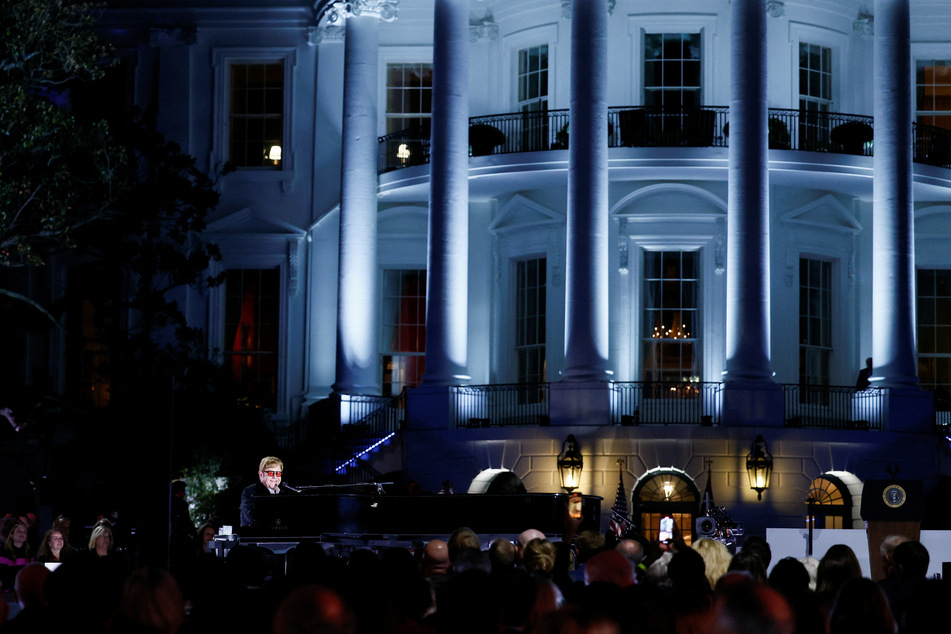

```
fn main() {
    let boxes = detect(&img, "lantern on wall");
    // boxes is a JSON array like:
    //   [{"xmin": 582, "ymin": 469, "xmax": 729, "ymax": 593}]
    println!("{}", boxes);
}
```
[
  {"xmin": 746, "ymin": 434, "xmax": 773, "ymax": 500},
  {"xmin": 557, "ymin": 434, "xmax": 584, "ymax": 493}
]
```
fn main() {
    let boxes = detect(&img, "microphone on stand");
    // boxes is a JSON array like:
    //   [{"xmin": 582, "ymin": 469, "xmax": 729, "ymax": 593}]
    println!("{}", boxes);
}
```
[{"xmin": 282, "ymin": 483, "xmax": 301, "ymax": 493}]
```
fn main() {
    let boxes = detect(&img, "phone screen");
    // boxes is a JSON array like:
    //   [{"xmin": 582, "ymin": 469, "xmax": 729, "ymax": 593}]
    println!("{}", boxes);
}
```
[
  {"xmin": 659, "ymin": 516, "xmax": 673, "ymax": 542},
  {"xmin": 568, "ymin": 493, "xmax": 582, "ymax": 519}
]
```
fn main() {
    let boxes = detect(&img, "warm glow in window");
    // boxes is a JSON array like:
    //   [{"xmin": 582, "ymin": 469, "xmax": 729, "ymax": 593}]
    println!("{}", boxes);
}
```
[
  {"xmin": 230, "ymin": 63, "xmax": 284, "ymax": 168},
  {"xmin": 642, "ymin": 250, "xmax": 700, "ymax": 383},
  {"xmin": 224, "ymin": 269, "xmax": 279, "ymax": 409},
  {"xmin": 916, "ymin": 60, "xmax": 951, "ymax": 129},
  {"xmin": 381, "ymin": 270, "xmax": 427, "ymax": 397}
]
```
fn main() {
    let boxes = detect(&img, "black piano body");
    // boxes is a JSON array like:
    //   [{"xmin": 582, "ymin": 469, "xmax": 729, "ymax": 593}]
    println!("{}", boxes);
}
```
[{"xmin": 239, "ymin": 492, "xmax": 602, "ymax": 540}]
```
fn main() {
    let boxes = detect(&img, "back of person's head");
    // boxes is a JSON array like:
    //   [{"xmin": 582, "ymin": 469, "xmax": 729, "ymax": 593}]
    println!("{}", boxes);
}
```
[
  {"xmin": 693, "ymin": 538, "xmax": 732, "ymax": 589},
  {"xmin": 709, "ymin": 573, "xmax": 794, "ymax": 634},
  {"xmin": 448, "ymin": 527, "xmax": 481, "ymax": 562},
  {"xmin": 453, "ymin": 547, "xmax": 491, "ymax": 574},
  {"xmin": 489, "ymin": 537, "xmax": 516, "ymax": 572},
  {"xmin": 225, "ymin": 544, "xmax": 271, "ymax": 588},
  {"xmin": 584, "ymin": 549, "xmax": 635, "ymax": 588},
  {"xmin": 523, "ymin": 538, "xmax": 556, "ymax": 576},
  {"xmin": 879, "ymin": 534, "xmax": 910, "ymax": 560},
  {"xmin": 517, "ymin": 528, "xmax": 546, "ymax": 560},
  {"xmin": 891, "ymin": 540, "xmax": 929, "ymax": 581},
  {"xmin": 646, "ymin": 551, "xmax": 673, "ymax": 588},
  {"xmin": 668, "ymin": 546, "xmax": 710, "ymax": 594},
  {"xmin": 729, "ymin": 549, "xmax": 767, "ymax": 583},
  {"xmin": 531, "ymin": 605, "xmax": 621, "ymax": 634},
  {"xmin": 575, "ymin": 529, "xmax": 606, "ymax": 560},
  {"xmin": 741, "ymin": 536, "xmax": 772, "ymax": 569},
  {"xmin": 798, "ymin": 556, "xmax": 820, "ymax": 592},
  {"xmin": 272, "ymin": 584, "xmax": 356, "ymax": 634},
  {"xmin": 902, "ymin": 577, "xmax": 951, "ymax": 633},
  {"xmin": 829, "ymin": 577, "xmax": 896, "ymax": 634},
  {"xmin": 435, "ymin": 569, "xmax": 500, "ymax": 634},
  {"xmin": 421, "ymin": 539, "xmax": 450, "ymax": 577},
  {"xmin": 768, "ymin": 557, "xmax": 810, "ymax": 599},
  {"xmin": 615, "ymin": 538, "xmax": 645, "ymax": 564},
  {"xmin": 817, "ymin": 544, "xmax": 862, "ymax": 599},
  {"xmin": 116, "ymin": 567, "xmax": 186, "ymax": 634},
  {"xmin": 14, "ymin": 563, "xmax": 49, "ymax": 609}
]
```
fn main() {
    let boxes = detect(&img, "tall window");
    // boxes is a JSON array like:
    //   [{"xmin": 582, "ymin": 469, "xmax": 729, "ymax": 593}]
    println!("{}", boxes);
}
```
[
  {"xmin": 799, "ymin": 258, "xmax": 832, "ymax": 389},
  {"xmin": 224, "ymin": 269, "xmax": 279, "ymax": 409},
  {"xmin": 381, "ymin": 270, "xmax": 427, "ymax": 397},
  {"xmin": 518, "ymin": 45, "xmax": 549, "ymax": 151},
  {"xmin": 806, "ymin": 475, "xmax": 850, "ymax": 529},
  {"xmin": 385, "ymin": 63, "xmax": 433, "ymax": 135},
  {"xmin": 917, "ymin": 269, "xmax": 951, "ymax": 405},
  {"xmin": 642, "ymin": 251, "xmax": 700, "ymax": 383},
  {"xmin": 516, "ymin": 258, "xmax": 546, "ymax": 399},
  {"xmin": 799, "ymin": 43, "xmax": 833, "ymax": 150},
  {"xmin": 643, "ymin": 33, "xmax": 701, "ymax": 110},
  {"xmin": 916, "ymin": 60, "xmax": 951, "ymax": 129},
  {"xmin": 229, "ymin": 63, "xmax": 284, "ymax": 168}
]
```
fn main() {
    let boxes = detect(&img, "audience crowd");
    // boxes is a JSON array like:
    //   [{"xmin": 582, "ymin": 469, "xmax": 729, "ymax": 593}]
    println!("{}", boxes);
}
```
[{"xmin": 1, "ymin": 505, "xmax": 949, "ymax": 634}]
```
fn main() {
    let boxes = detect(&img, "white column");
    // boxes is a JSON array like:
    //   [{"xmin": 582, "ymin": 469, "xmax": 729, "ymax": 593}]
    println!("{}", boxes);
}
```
[
  {"xmin": 334, "ymin": 14, "xmax": 382, "ymax": 393},
  {"xmin": 724, "ymin": 0, "xmax": 772, "ymax": 382},
  {"xmin": 872, "ymin": 0, "xmax": 918, "ymax": 388},
  {"xmin": 422, "ymin": 0, "xmax": 470, "ymax": 385},
  {"xmin": 562, "ymin": 0, "xmax": 611, "ymax": 381}
]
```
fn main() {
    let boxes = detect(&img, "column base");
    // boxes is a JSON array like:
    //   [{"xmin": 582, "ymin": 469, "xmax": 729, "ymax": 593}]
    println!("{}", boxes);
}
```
[
  {"xmin": 721, "ymin": 381, "xmax": 784, "ymax": 427},
  {"xmin": 883, "ymin": 387, "xmax": 934, "ymax": 432},
  {"xmin": 550, "ymin": 381, "xmax": 613, "ymax": 426}
]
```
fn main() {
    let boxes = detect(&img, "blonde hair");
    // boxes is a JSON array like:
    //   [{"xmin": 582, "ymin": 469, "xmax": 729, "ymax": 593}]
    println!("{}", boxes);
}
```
[
  {"xmin": 258, "ymin": 456, "xmax": 283, "ymax": 472},
  {"xmin": 88, "ymin": 522, "xmax": 114, "ymax": 552},
  {"xmin": 693, "ymin": 538, "xmax": 733, "ymax": 589},
  {"xmin": 523, "ymin": 538, "xmax": 556, "ymax": 576}
]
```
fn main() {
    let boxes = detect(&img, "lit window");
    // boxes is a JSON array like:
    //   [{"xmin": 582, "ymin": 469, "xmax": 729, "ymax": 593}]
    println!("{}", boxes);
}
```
[
  {"xmin": 799, "ymin": 43, "xmax": 833, "ymax": 150},
  {"xmin": 381, "ymin": 270, "xmax": 427, "ymax": 397},
  {"xmin": 917, "ymin": 269, "xmax": 951, "ymax": 406},
  {"xmin": 643, "ymin": 33, "xmax": 701, "ymax": 110},
  {"xmin": 516, "ymin": 258, "xmax": 546, "ymax": 402},
  {"xmin": 229, "ymin": 63, "xmax": 284, "ymax": 168},
  {"xmin": 635, "ymin": 471, "xmax": 698, "ymax": 545},
  {"xmin": 642, "ymin": 251, "xmax": 700, "ymax": 383},
  {"xmin": 916, "ymin": 60, "xmax": 951, "ymax": 129},
  {"xmin": 806, "ymin": 475, "xmax": 849, "ymax": 529},
  {"xmin": 799, "ymin": 258, "xmax": 832, "ymax": 393},
  {"xmin": 385, "ymin": 63, "xmax": 433, "ymax": 135},
  {"xmin": 224, "ymin": 269, "xmax": 279, "ymax": 409}
]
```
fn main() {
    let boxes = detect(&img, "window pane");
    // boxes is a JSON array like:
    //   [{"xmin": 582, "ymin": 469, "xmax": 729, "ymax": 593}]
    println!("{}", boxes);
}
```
[{"xmin": 229, "ymin": 62, "xmax": 284, "ymax": 168}]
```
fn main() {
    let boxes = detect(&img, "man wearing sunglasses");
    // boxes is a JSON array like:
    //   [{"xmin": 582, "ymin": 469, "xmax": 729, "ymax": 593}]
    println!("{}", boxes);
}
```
[{"xmin": 240, "ymin": 456, "xmax": 294, "ymax": 527}]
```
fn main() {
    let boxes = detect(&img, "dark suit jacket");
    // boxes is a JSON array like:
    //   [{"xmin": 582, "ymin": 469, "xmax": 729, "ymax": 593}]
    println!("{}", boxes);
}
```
[{"xmin": 239, "ymin": 481, "xmax": 293, "ymax": 527}]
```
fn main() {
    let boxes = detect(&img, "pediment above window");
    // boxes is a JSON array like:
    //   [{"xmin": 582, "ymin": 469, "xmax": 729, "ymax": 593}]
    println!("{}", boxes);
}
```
[
  {"xmin": 780, "ymin": 194, "xmax": 861, "ymax": 234},
  {"xmin": 489, "ymin": 194, "xmax": 563, "ymax": 235},
  {"xmin": 206, "ymin": 207, "xmax": 307, "ymax": 238}
]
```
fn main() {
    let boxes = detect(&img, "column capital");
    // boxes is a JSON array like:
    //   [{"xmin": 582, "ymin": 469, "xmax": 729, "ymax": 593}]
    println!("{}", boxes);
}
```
[
  {"xmin": 325, "ymin": 0, "xmax": 398, "ymax": 24},
  {"xmin": 854, "ymin": 8, "xmax": 874, "ymax": 38},
  {"xmin": 561, "ymin": 0, "xmax": 615, "ymax": 20},
  {"xmin": 469, "ymin": 10, "xmax": 499, "ymax": 42},
  {"xmin": 308, "ymin": 24, "xmax": 345, "ymax": 45}
]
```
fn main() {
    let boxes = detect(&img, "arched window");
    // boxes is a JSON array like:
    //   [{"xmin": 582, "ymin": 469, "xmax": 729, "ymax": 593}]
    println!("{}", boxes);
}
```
[
  {"xmin": 806, "ymin": 473, "xmax": 853, "ymax": 529},
  {"xmin": 633, "ymin": 468, "xmax": 700, "ymax": 545}
]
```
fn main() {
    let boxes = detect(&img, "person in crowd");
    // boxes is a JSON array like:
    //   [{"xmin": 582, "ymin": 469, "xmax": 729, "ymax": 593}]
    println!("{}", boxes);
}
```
[
  {"xmin": 583, "ymin": 549, "xmax": 636, "ymax": 589},
  {"xmin": 488, "ymin": 537, "xmax": 517, "ymax": 574},
  {"xmin": 110, "ymin": 567, "xmax": 186, "ymax": 634},
  {"xmin": 240, "ymin": 456, "xmax": 296, "ymax": 527},
  {"xmin": 421, "ymin": 539, "xmax": 450, "ymax": 579},
  {"xmin": 0, "ymin": 522, "xmax": 31, "ymax": 566},
  {"xmin": 516, "ymin": 528, "xmax": 546, "ymax": 562},
  {"xmin": 817, "ymin": 543, "xmax": 863, "ymax": 609},
  {"xmin": 88, "ymin": 520, "xmax": 116, "ymax": 558},
  {"xmin": 878, "ymin": 540, "xmax": 930, "ymax": 628},
  {"xmin": 447, "ymin": 526, "xmax": 480, "ymax": 566},
  {"xmin": 51, "ymin": 515, "xmax": 78, "ymax": 558},
  {"xmin": 615, "ymin": 538, "xmax": 647, "ymax": 584},
  {"xmin": 196, "ymin": 522, "xmax": 217, "ymax": 555},
  {"xmin": 692, "ymin": 537, "xmax": 732, "ymax": 590},
  {"xmin": 272, "ymin": 584, "xmax": 357, "ymax": 634},
  {"xmin": 829, "ymin": 577, "xmax": 896, "ymax": 634},
  {"xmin": 879, "ymin": 534, "xmax": 910, "ymax": 580},
  {"xmin": 35, "ymin": 528, "xmax": 71, "ymax": 564},
  {"xmin": 740, "ymin": 535, "xmax": 773, "ymax": 570},
  {"xmin": 708, "ymin": 573, "xmax": 795, "ymax": 634},
  {"xmin": 523, "ymin": 538, "xmax": 557, "ymax": 578},
  {"xmin": 727, "ymin": 547, "xmax": 768, "ymax": 583}
]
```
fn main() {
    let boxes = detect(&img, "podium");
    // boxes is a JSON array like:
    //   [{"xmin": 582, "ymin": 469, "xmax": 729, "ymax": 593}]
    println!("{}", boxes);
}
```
[{"xmin": 860, "ymin": 480, "xmax": 924, "ymax": 581}]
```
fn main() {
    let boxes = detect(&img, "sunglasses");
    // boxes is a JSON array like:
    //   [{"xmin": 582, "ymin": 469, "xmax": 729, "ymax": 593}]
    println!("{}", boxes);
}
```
[{"xmin": 264, "ymin": 470, "xmax": 282, "ymax": 477}]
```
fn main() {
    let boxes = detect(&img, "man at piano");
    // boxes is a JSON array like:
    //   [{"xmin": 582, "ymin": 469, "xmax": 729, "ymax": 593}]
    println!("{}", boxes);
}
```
[{"xmin": 240, "ymin": 456, "xmax": 297, "ymax": 527}]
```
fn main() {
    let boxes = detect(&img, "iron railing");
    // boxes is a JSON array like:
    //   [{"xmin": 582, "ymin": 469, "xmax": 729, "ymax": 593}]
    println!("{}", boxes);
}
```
[
  {"xmin": 935, "ymin": 393, "xmax": 951, "ymax": 430},
  {"xmin": 451, "ymin": 383, "xmax": 551, "ymax": 428},
  {"xmin": 783, "ymin": 384, "xmax": 883, "ymax": 430},
  {"xmin": 610, "ymin": 381, "xmax": 722, "ymax": 426},
  {"xmin": 378, "ymin": 106, "xmax": 951, "ymax": 172},
  {"xmin": 337, "ymin": 390, "xmax": 406, "ymax": 436}
]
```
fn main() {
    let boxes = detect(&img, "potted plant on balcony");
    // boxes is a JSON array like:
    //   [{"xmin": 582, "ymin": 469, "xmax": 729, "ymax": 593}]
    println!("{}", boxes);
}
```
[
  {"xmin": 722, "ymin": 117, "xmax": 791, "ymax": 149},
  {"xmin": 469, "ymin": 123, "xmax": 505, "ymax": 156}
]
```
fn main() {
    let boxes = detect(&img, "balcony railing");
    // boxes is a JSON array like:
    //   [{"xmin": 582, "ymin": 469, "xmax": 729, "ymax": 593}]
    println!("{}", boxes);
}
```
[
  {"xmin": 610, "ymin": 381, "xmax": 722, "ymax": 426},
  {"xmin": 378, "ymin": 106, "xmax": 951, "ymax": 172},
  {"xmin": 451, "ymin": 383, "xmax": 551, "ymax": 428},
  {"xmin": 338, "ymin": 390, "xmax": 406, "ymax": 436},
  {"xmin": 783, "ymin": 385, "xmax": 883, "ymax": 430}
]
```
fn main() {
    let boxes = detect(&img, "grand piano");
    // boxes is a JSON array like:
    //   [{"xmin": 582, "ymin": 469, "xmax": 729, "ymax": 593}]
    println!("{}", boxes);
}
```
[{"xmin": 236, "ymin": 489, "xmax": 602, "ymax": 544}]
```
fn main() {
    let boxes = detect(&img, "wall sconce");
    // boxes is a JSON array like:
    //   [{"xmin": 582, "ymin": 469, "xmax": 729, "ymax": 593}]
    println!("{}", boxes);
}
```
[
  {"xmin": 746, "ymin": 434, "xmax": 773, "ymax": 500},
  {"xmin": 663, "ymin": 480, "xmax": 674, "ymax": 500},
  {"xmin": 557, "ymin": 434, "xmax": 583, "ymax": 493}
]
